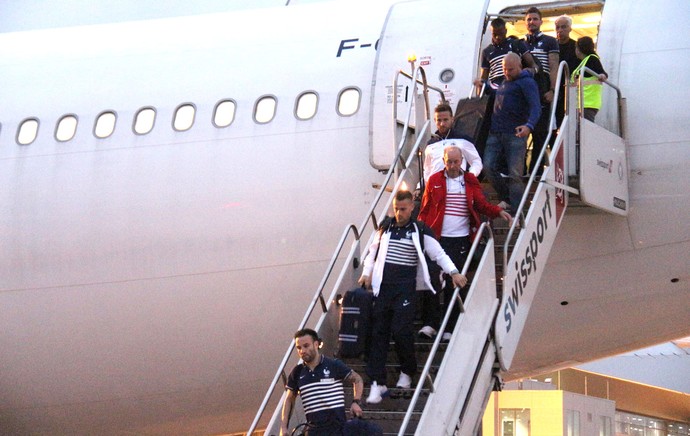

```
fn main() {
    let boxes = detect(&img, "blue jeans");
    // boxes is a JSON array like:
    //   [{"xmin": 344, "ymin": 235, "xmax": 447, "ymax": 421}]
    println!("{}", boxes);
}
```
[{"xmin": 484, "ymin": 132, "xmax": 526, "ymax": 213}]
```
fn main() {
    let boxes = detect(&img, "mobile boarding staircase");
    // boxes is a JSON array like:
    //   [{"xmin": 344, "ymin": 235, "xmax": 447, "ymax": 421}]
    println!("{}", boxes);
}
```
[{"xmin": 247, "ymin": 61, "xmax": 628, "ymax": 435}]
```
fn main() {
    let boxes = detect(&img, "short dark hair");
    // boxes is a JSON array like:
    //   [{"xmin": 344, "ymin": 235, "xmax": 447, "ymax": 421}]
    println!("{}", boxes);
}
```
[
  {"xmin": 434, "ymin": 102, "xmax": 453, "ymax": 116},
  {"xmin": 577, "ymin": 36, "xmax": 596, "ymax": 55},
  {"xmin": 294, "ymin": 328, "xmax": 319, "ymax": 343},
  {"xmin": 490, "ymin": 17, "xmax": 506, "ymax": 29},
  {"xmin": 395, "ymin": 190, "xmax": 413, "ymax": 202},
  {"xmin": 526, "ymin": 7, "xmax": 542, "ymax": 19}
]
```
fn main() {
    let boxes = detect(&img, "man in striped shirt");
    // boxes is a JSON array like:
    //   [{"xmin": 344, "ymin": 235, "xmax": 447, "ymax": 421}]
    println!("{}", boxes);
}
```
[
  {"xmin": 475, "ymin": 17, "xmax": 538, "ymax": 93},
  {"xmin": 280, "ymin": 328, "xmax": 364, "ymax": 435},
  {"xmin": 359, "ymin": 190, "xmax": 467, "ymax": 403},
  {"xmin": 417, "ymin": 146, "xmax": 512, "ymax": 341},
  {"xmin": 524, "ymin": 6, "xmax": 560, "ymax": 176}
]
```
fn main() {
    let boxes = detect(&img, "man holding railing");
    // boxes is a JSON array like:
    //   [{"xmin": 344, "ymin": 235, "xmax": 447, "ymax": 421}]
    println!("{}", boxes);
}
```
[
  {"xmin": 483, "ymin": 52, "xmax": 541, "ymax": 215},
  {"xmin": 358, "ymin": 190, "xmax": 467, "ymax": 403},
  {"xmin": 417, "ymin": 146, "xmax": 512, "ymax": 341}
]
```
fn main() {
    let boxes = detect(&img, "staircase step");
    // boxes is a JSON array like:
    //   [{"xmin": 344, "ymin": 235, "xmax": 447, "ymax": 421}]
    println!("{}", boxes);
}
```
[
  {"xmin": 344, "ymin": 386, "xmax": 430, "ymax": 411},
  {"xmin": 353, "ymin": 410, "xmax": 421, "ymax": 434}
]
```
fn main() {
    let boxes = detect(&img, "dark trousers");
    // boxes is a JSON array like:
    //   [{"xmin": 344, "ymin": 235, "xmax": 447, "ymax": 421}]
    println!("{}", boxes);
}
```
[
  {"xmin": 583, "ymin": 108, "xmax": 598, "ymax": 122},
  {"xmin": 528, "ymin": 104, "xmax": 551, "ymax": 177},
  {"xmin": 366, "ymin": 281, "xmax": 417, "ymax": 384},
  {"xmin": 304, "ymin": 420, "xmax": 343, "ymax": 436},
  {"xmin": 420, "ymin": 236, "xmax": 470, "ymax": 332}
]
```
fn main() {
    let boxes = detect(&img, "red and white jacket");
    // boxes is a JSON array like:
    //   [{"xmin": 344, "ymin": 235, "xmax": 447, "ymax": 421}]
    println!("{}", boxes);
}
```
[{"xmin": 418, "ymin": 170, "xmax": 503, "ymax": 242}]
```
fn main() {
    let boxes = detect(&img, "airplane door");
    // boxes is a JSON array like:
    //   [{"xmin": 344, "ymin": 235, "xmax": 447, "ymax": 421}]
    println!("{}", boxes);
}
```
[{"xmin": 369, "ymin": 0, "xmax": 490, "ymax": 169}]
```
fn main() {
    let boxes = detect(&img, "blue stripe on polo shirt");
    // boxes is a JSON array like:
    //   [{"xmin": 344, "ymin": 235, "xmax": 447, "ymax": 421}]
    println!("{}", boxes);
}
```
[
  {"xmin": 386, "ymin": 238, "xmax": 417, "ymax": 266},
  {"xmin": 445, "ymin": 192, "xmax": 469, "ymax": 217},
  {"xmin": 301, "ymin": 380, "xmax": 345, "ymax": 414}
]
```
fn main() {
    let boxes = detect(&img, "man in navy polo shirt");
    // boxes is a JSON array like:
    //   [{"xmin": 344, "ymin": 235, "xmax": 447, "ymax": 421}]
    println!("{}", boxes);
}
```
[
  {"xmin": 475, "ymin": 17, "xmax": 538, "ymax": 93},
  {"xmin": 280, "ymin": 328, "xmax": 364, "ymax": 436},
  {"xmin": 524, "ymin": 6, "xmax": 560, "ymax": 176}
]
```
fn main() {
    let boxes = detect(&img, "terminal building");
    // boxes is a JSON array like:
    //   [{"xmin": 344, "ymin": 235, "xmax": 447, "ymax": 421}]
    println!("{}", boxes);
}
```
[{"xmin": 482, "ymin": 341, "xmax": 690, "ymax": 435}]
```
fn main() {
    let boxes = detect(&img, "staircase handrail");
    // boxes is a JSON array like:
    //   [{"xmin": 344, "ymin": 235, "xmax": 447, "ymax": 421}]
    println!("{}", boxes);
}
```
[
  {"xmin": 394, "ymin": 68, "xmax": 447, "ymax": 123},
  {"xmin": 359, "ymin": 65, "xmax": 440, "ymax": 231},
  {"xmin": 247, "ymin": 66, "xmax": 435, "ymax": 434},
  {"xmin": 577, "ymin": 65, "xmax": 625, "ymax": 138},
  {"xmin": 246, "ymin": 223, "xmax": 361, "ymax": 434},
  {"xmin": 398, "ymin": 222, "xmax": 494, "ymax": 436}
]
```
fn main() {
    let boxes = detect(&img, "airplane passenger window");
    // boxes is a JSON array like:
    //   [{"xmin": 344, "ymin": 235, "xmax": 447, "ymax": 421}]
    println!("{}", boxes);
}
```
[
  {"xmin": 94, "ymin": 111, "xmax": 117, "ymax": 139},
  {"xmin": 17, "ymin": 118, "xmax": 39, "ymax": 145},
  {"xmin": 295, "ymin": 91, "xmax": 318, "ymax": 120},
  {"xmin": 55, "ymin": 115, "xmax": 78, "ymax": 142},
  {"xmin": 134, "ymin": 107, "xmax": 156, "ymax": 135},
  {"xmin": 173, "ymin": 103, "xmax": 196, "ymax": 132},
  {"xmin": 213, "ymin": 99, "xmax": 236, "ymax": 127},
  {"xmin": 254, "ymin": 95, "xmax": 277, "ymax": 124},
  {"xmin": 337, "ymin": 87, "xmax": 361, "ymax": 116}
]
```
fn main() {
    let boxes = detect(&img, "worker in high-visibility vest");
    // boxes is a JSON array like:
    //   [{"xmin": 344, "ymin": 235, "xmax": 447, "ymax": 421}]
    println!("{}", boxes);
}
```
[{"xmin": 571, "ymin": 36, "xmax": 608, "ymax": 122}]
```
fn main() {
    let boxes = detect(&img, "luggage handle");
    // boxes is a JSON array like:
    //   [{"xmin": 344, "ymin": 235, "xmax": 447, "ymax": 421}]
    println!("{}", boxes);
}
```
[{"xmin": 469, "ymin": 82, "xmax": 486, "ymax": 99}]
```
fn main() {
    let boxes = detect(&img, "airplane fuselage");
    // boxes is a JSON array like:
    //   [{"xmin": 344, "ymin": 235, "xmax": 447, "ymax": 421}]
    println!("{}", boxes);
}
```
[{"xmin": 1, "ymin": 0, "xmax": 688, "ymax": 434}]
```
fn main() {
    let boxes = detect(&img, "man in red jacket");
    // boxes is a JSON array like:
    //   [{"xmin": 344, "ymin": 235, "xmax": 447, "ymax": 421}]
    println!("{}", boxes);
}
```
[{"xmin": 417, "ymin": 146, "xmax": 512, "ymax": 340}]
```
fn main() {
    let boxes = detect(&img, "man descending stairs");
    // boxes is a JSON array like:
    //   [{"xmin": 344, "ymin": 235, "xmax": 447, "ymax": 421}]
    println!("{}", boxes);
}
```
[{"xmin": 338, "ymin": 190, "xmax": 518, "ymax": 434}]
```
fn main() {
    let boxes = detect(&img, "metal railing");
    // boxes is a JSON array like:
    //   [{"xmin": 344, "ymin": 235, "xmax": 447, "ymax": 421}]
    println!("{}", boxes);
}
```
[
  {"xmin": 247, "ymin": 65, "xmax": 438, "ymax": 435},
  {"xmin": 501, "ymin": 61, "xmax": 569, "ymax": 271},
  {"xmin": 393, "ymin": 67, "xmax": 446, "ymax": 126},
  {"xmin": 398, "ymin": 222, "xmax": 494, "ymax": 435},
  {"xmin": 502, "ymin": 60, "xmax": 625, "ymax": 273},
  {"xmin": 577, "ymin": 65, "xmax": 625, "ymax": 138}
]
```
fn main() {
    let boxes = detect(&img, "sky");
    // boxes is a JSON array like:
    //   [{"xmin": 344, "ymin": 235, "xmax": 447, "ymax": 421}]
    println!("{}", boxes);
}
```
[
  {"xmin": 0, "ymin": 0, "xmax": 560, "ymax": 33},
  {"xmin": 0, "ymin": 0, "xmax": 324, "ymax": 33}
]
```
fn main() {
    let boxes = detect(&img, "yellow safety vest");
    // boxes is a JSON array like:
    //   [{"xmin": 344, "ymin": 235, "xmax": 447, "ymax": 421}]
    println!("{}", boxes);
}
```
[{"xmin": 571, "ymin": 54, "xmax": 603, "ymax": 110}]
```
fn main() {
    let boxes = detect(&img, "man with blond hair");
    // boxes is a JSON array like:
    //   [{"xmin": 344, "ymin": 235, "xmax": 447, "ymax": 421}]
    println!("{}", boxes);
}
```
[{"xmin": 358, "ymin": 190, "xmax": 466, "ymax": 403}]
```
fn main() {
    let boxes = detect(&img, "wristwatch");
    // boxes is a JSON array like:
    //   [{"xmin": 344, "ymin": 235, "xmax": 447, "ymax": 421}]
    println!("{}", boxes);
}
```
[{"xmin": 351, "ymin": 399, "xmax": 361, "ymax": 406}]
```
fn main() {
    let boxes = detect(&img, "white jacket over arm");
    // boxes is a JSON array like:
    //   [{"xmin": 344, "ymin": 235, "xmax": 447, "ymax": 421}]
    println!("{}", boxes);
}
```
[
  {"xmin": 423, "ymin": 138, "xmax": 483, "ymax": 181},
  {"xmin": 361, "ymin": 222, "xmax": 458, "ymax": 296}
]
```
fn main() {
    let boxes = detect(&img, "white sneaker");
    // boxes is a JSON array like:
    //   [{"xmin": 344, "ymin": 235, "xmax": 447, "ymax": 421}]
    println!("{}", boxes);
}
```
[
  {"xmin": 396, "ymin": 372, "xmax": 412, "ymax": 389},
  {"xmin": 366, "ymin": 381, "xmax": 388, "ymax": 404},
  {"xmin": 441, "ymin": 332, "xmax": 452, "ymax": 342},
  {"xmin": 418, "ymin": 325, "xmax": 437, "ymax": 339}
]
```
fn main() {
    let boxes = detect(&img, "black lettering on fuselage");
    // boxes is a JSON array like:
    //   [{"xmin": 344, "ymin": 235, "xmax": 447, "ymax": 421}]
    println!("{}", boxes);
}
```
[
  {"xmin": 337, "ymin": 38, "xmax": 380, "ymax": 57},
  {"xmin": 502, "ymin": 189, "xmax": 555, "ymax": 334},
  {"xmin": 337, "ymin": 38, "xmax": 358, "ymax": 57}
]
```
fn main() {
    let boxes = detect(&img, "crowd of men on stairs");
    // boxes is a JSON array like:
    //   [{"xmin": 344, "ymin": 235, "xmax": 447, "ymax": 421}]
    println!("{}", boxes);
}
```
[{"xmin": 278, "ymin": 7, "xmax": 608, "ymax": 435}]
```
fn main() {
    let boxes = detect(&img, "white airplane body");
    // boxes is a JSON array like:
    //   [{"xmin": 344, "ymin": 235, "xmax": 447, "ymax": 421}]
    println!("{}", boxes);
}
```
[{"xmin": 0, "ymin": 0, "xmax": 688, "ymax": 434}]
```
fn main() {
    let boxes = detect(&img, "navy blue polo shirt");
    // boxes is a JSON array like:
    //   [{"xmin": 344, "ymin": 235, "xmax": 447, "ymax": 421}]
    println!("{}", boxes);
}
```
[
  {"xmin": 481, "ymin": 38, "xmax": 531, "ymax": 90},
  {"xmin": 286, "ymin": 355, "xmax": 352, "ymax": 426},
  {"xmin": 382, "ymin": 221, "xmax": 418, "ymax": 284},
  {"xmin": 525, "ymin": 32, "xmax": 559, "ymax": 73}
]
